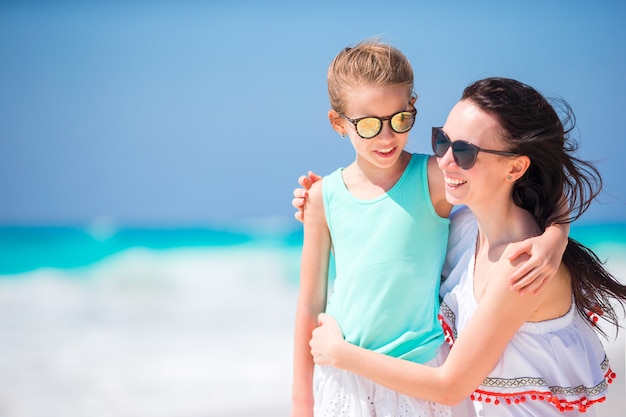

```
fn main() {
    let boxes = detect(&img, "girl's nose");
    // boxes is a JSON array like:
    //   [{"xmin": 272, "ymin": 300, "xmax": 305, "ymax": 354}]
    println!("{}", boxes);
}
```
[
  {"xmin": 376, "ymin": 120, "xmax": 396, "ymax": 140},
  {"xmin": 376, "ymin": 120, "xmax": 398, "ymax": 140}
]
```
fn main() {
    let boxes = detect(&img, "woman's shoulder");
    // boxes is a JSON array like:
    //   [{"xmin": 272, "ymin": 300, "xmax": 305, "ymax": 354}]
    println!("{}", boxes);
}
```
[
  {"xmin": 443, "ymin": 207, "xmax": 478, "ymax": 271},
  {"xmin": 449, "ymin": 206, "xmax": 478, "ymax": 239},
  {"xmin": 441, "ymin": 206, "xmax": 478, "ymax": 291}
]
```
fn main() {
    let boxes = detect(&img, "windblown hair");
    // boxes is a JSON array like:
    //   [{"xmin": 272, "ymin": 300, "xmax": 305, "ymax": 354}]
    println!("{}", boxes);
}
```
[
  {"xmin": 462, "ymin": 77, "xmax": 626, "ymax": 336},
  {"xmin": 327, "ymin": 39, "xmax": 415, "ymax": 115}
]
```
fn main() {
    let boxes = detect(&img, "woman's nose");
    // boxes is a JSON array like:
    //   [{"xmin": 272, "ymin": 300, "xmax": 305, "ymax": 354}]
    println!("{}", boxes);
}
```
[{"xmin": 436, "ymin": 146, "xmax": 457, "ymax": 169}]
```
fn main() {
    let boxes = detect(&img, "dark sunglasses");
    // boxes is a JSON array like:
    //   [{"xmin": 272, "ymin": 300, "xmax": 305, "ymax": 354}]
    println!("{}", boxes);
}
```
[
  {"xmin": 431, "ymin": 127, "xmax": 519, "ymax": 170},
  {"xmin": 340, "ymin": 106, "xmax": 417, "ymax": 139}
]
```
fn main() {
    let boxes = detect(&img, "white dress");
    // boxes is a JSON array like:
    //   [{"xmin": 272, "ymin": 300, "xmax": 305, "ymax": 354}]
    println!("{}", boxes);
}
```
[{"xmin": 439, "ymin": 207, "xmax": 615, "ymax": 417}]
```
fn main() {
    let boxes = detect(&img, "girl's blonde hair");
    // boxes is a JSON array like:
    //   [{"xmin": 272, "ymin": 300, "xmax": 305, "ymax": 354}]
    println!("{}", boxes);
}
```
[{"xmin": 327, "ymin": 40, "xmax": 415, "ymax": 114}]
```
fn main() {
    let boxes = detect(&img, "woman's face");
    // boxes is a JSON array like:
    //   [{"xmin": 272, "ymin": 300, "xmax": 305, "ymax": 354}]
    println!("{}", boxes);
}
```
[{"xmin": 436, "ymin": 99, "xmax": 515, "ymax": 209}]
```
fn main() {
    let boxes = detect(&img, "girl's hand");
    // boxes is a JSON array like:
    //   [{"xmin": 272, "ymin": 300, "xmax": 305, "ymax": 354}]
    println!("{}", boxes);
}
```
[
  {"xmin": 310, "ymin": 313, "xmax": 345, "ymax": 367},
  {"xmin": 507, "ymin": 228, "xmax": 568, "ymax": 294},
  {"xmin": 292, "ymin": 171, "xmax": 322, "ymax": 222}
]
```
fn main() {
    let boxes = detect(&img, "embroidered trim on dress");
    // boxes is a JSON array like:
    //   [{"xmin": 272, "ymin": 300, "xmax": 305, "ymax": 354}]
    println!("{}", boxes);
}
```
[
  {"xmin": 471, "ymin": 362, "xmax": 616, "ymax": 413},
  {"xmin": 438, "ymin": 305, "xmax": 456, "ymax": 344},
  {"xmin": 438, "ymin": 303, "xmax": 616, "ymax": 414}
]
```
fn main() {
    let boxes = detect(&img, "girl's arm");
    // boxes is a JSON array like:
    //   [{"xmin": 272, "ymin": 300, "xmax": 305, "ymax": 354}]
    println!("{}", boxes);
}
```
[
  {"xmin": 427, "ymin": 155, "xmax": 454, "ymax": 218},
  {"xmin": 506, "ymin": 223, "xmax": 568, "ymax": 293},
  {"xmin": 310, "ymin": 258, "xmax": 545, "ymax": 406},
  {"xmin": 292, "ymin": 180, "xmax": 330, "ymax": 417},
  {"xmin": 507, "ymin": 195, "xmax": 570, "ymax": 294}
]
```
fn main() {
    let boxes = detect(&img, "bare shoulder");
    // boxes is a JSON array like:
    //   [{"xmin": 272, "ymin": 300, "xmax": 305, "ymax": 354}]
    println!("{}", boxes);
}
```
[
  {"xmin": 530, "ymin": 263, "xmax": 572, "ymax": 321},
  {"xmin": 306, "ymin": 178, "xmax": 325, "ymax": 212},
  {"xmin": 427, "ymin": 155, "xmax": 452, "ymax": 218},
  {"xmin": 309, "ymin": 177, "xmax": 324, "ymax": 197}
]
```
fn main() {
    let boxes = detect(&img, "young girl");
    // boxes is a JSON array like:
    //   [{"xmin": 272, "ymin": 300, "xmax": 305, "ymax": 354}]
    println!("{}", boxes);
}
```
[
  {"xmin": 308, "ymin": 77, "xmax": 626, "ymax": 416},
  {"xmin": 293, "ymin": 41, "xmax": 567, "ymax": 417}
]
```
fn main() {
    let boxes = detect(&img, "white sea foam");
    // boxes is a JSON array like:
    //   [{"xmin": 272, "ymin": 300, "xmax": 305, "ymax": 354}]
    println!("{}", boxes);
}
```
[
  {"xmin": 0, "ymin": 246, "xmax": 300, "ymax": 417},
  {"xmin": 0, "ymin": 244, "xmax": 624, "ymax": 416},
  {"xmin": 576, "ymin": 244, "xmax": 626, "ymax": 416}
]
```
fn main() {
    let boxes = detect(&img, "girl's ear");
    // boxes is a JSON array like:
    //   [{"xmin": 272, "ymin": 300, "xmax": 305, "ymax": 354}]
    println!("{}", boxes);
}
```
[
  {"xmin": 328, "ymin": 110, "xmax": 346, "ymax": 136},
  {"xmin": 507, "ymin": 155, "xmax": 531, "ymax": 182}
]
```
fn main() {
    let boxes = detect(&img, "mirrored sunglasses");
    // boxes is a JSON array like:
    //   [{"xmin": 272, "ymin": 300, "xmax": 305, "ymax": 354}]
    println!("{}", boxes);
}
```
[
  {"xmin": 340, "ymin": 106, "xmax": 417, "ymax": 139},
  {"xmin": 431, "ymin": 127, "xmax": 519, "ymax": 170}
]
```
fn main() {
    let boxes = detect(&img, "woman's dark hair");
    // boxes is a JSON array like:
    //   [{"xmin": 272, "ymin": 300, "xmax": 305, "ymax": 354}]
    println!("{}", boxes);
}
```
[{"xmin": 462, "ymin": 77, "xmax": 625, "ymax": 336}]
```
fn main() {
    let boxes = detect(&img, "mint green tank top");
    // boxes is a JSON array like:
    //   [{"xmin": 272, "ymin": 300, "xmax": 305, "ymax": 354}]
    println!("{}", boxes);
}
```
[{"xmin": 323, "ymin": 153, "xmax": 449, "ymax": 363}]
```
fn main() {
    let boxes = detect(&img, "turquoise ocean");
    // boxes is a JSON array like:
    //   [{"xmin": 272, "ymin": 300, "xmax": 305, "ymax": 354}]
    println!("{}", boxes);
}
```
[{"xmin": 1, "ymin": 221, "xmax": 625, "ymax": 416}]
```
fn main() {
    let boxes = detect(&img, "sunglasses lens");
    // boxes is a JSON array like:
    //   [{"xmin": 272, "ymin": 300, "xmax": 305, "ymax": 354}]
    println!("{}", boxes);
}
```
[
  {"xmin": 390, "ymin": 111, "xmax": 415, "ymax": 133},
  {"xmin": 452, "ymin": 142, "xmax": 478, "ymax": 169},
  {"xmin": 356, "ymin": 118, "xmax": 382, "ymax": 139},
  {"xmin": 432, "ymin": 129, "xmax": 450, "ymax": 157},
  {"xmin": 432, "ymin": 128, "xmax": 479, "ymax": 169}
]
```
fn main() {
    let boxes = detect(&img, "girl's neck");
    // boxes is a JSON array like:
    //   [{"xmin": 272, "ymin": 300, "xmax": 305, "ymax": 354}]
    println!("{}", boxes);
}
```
[{"xmin": 344, "ymin": 150, "xmax": 411, "ymax": 197}]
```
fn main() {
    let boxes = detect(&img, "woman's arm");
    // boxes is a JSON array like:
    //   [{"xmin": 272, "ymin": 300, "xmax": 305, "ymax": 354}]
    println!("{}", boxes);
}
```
[
  {"xmin": 311, "ymin": 259, "xmax": 545, "ymax": 406},
  {"xmin": 292, "ymin": 180, "xmax": 331, "ymax": 417}
]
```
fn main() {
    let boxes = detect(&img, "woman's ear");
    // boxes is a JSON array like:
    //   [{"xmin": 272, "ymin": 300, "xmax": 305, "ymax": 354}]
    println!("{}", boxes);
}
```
[
  {"xmin": 507, "ymin": 155, "xmax": 531, "ymax": 181},
  {"xmin": 328, "ymin": 110, "xmax": 346, "ymax": 136}
]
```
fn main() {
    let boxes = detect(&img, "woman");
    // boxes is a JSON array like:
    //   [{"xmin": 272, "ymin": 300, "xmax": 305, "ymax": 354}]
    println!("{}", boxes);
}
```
[{"xmin": 308, "ymin": 77, "xmax": 626, "ymax": 416}]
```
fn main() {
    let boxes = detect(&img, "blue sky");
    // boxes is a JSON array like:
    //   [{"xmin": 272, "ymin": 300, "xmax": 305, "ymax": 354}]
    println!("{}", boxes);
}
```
[{"xmin": 1, "ymin": 1, "xmax": 625, "ymax": 227}]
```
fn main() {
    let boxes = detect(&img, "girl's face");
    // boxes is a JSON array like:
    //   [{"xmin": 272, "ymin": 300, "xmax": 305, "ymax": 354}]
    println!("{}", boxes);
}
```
[
  {"xmin": 333, "ymin": 84, "xmax": 413, "ymax": 171},
  {"xmin": 436, "ymin": 99, "xmax": 516, "ymax": 208}
]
